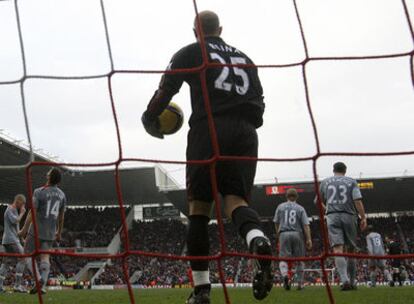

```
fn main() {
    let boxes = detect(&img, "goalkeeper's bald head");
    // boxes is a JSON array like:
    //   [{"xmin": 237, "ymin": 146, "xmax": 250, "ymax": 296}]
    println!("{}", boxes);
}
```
[{"xmin": 194, "ymin": 10, "xmax": 222, "ymax": 38}]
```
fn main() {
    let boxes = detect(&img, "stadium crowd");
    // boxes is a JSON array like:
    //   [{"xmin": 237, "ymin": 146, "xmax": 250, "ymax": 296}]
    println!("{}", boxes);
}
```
[
  {"xmin": 0, "ymin": 206, "xmax": 413, "ymax": 287},
  {"xmin": 94, "ymin": 216, "xmax": 414, "ymax": 286}
]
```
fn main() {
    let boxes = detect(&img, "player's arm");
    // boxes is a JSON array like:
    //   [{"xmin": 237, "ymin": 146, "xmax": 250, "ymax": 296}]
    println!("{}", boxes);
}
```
[
  {"xmin": 17, "ymin": 205, "xmax": 26, "ymax": 223},
  {"xmin": 352, "ymin": 181, "xmax": 366, "ymax": 230},
  {"xmin": 56, "ymin": 195, "xmax": 67, "ymax": 242},
  {"xmin": 366, "ymin": 236, "xmax": 373, "ymax": 254},
  {"xmin": 304, "ymin": 224, "xmax": 312, "ymax": 251},
  {"xmin": 273, "ymin": 208, "xmax": 280, "ymax": 242},
  {"xmin": 19, "ymin": 212, "xmax": 32, "ymax": 238},
  {"xmin": 274, "ymin": 223, "xmax": 280, "ymax": 239},
  {"xmin": 9, "ymin": 206, "xmax": 26, "ymax": 224},
  {"xmin": 19, "ymin": 190, "xmax": 38, "ymax": 238},
  {"xmin": 56, "ymin": 211, "xmax": 64, "ymax": 242},
  {"xmin": 355, "ymin": 199, "xmax": 367, "ymax": 231},
  {"xmin": 302, "ymin": 209, "xmax": 312, "ymax": 251},
  {"xmin": 142, "ymin": 50, "xmax": 187, "ymax": 139},
  {"xmin": 314, "ymin": 182, "xmax": 326, "ymax": 214}
]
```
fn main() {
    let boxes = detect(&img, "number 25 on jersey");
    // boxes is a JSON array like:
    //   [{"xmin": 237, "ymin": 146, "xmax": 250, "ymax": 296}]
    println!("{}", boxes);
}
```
[{"xmin": 210, "ymin": 52, "xmax": 250, "ymax": 95}]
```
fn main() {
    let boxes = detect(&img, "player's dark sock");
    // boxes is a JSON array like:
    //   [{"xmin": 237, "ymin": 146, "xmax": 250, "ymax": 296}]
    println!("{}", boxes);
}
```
[
  {"xmin": 186, "ymin": 215, "xmax": 210, "ymax": 285},
  {"xmin": 231, "ymin": 206, "xmax": 263, "ymax": 245}
]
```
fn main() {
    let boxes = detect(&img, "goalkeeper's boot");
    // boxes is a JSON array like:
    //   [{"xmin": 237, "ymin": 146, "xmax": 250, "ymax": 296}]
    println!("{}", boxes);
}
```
[
  {"xmin": 250, "ymin": 236, "xmax": 273, "ymax": 300},
  {"xmin": 186, "ymin": 287, "xmax": 210, "ymax": 304}
]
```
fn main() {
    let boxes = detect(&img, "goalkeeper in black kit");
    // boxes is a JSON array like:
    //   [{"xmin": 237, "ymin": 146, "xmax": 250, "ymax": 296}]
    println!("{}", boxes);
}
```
[{"xmin": 142, "ymin": 10, "xmax": 272, "ymax": 304}]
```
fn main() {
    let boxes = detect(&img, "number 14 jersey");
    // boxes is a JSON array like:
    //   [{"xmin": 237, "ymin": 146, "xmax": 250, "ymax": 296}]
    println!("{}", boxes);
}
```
[
  {"xmin": 160, "ymin": 36, "xmax": 265, "ymax": 128},
  {"xmin": 29, "ymin": 185, "xmax": 66, "ymax": 241}
]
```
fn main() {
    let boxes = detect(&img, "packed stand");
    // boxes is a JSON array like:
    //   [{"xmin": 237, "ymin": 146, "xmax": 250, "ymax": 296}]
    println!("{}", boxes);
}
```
[{"xmin": 95, "ymin": 216, "xmax": 414, "ymax": 286}]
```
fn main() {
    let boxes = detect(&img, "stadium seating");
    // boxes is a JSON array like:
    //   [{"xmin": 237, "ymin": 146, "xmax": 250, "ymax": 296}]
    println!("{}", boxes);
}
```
[
  {"xmin": 1, "ymin": 207, "xmax": 413, "ymax": 286},
  {"xmin": 94, "ymin": 216, "xmax": 414, "ymax": 286}
]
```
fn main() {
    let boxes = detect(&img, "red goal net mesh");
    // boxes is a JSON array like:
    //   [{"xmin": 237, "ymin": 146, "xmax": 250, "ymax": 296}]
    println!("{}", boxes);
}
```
[{"xmin": 1, "ymin": 0, "xmax": 414, "ymax": 303}]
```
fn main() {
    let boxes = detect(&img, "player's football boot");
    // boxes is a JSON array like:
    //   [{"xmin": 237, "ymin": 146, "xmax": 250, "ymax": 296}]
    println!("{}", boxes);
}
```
[
  {"xmin": 185, "ymin": 289, "xmax": 211, "ymax": 304},
  {"xmin": 29, "ymin": 281, "xmax": 47, "ymax": 295},
  {"xmin": 283, "ymin": 276, "xmax": 291, "ymax": 291},
  {"xmin": 350, "ymin": 284, "xmax": 358, "ymax": 291},
  {"xmin": 250, "ymin": 236, "xmax": 273, "ymax": 300},
  {"xmin": 13, "ymin": 285, "xmax": 26, "ymax": 293},
  {"xmin": 340, "ymin": 281, "xmax": 352, "ymax": 291},
  {"xmin": 389, "ymin": 281, "xmax": 395, "ymax": 287},
  {"xmin": 296, "ymin": 285, "xmax": 305, "ymax": 291}
]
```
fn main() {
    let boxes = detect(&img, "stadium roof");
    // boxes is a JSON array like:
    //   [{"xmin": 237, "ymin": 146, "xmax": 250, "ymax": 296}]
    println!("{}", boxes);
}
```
[
  {"xmin": 1, "ymin": 135, "xmax": 413, "ymax": 215},
  {"xmin": 0, "ymin": 136, "xmax": 170, "ymax": 206}
]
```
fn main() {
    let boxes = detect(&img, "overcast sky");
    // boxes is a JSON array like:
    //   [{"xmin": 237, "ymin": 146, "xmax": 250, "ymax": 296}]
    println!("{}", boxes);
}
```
[{"xmin": 1, "ymin": 0, "xmax": 414, "ymax": 188}]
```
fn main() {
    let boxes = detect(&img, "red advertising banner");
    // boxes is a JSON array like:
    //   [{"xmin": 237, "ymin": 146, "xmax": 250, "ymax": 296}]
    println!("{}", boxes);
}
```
[{"xmin": 265, "ymin": 185, "xmax": 305, "ymax": 196}]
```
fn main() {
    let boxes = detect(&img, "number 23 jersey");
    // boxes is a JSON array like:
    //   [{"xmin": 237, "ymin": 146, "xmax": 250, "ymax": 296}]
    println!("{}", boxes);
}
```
[
  {"xmin": 160, "ymin": 37, "xmax": 265, "ymax": 128},
  {"xmin": 29, "ymin": 185, "xmax": 67, "ymax": 241},
  {"xmin": 319, "ymin": 176, "xmax": 362, "ymax": 215}
]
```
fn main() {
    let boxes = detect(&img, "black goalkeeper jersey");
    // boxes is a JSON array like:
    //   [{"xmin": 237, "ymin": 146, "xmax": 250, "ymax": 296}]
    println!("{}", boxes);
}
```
[{"xmin": 154, "ymin": 37, "xmax": 265, "ymax": 128}]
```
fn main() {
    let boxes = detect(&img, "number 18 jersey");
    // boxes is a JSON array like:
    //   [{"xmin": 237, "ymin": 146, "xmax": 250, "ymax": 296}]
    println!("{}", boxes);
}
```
[
  {"xmin": 273, "ymin": 201, "xmax": 309, "ymax": 234},
  {"xmin": 319, "ymin": 176, "xmax": 362, "ymax": 215},
  {"xmin": 29, "ymin": 185, "xmax": 66, "ymax": 241},
  {"xmin": 159, "ymin": 36, "xmax": 264, "ymax": 128}
]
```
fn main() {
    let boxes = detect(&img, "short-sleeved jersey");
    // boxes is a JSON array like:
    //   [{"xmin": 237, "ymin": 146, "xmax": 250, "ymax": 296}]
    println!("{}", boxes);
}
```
[
  {"xmin": 366, "ymin": 232, "xmax": 385, "ymax": 255},
  {"xmin": 158, "ymin": 37, "xmax": 264, "ymax": 128},
  {"xmin": 28, "ymin": 185, "xmax": 66, "ymax": 241},
  {"xmin": 273, "ymin": 201, "xmax": 310, "ymax": 234},
  {"xmin": 319, "ymin": 176, "xmax": 362, "ymax": 215},
  {"xmin": 2, "ymin": 206, "xmax": 20, "ymax": 245}
]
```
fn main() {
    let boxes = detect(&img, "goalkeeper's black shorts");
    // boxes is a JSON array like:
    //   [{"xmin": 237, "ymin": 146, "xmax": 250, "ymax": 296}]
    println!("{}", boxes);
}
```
[{"xmin": 186, "ymin": 114, "xmax": 258, "ymax": 203}]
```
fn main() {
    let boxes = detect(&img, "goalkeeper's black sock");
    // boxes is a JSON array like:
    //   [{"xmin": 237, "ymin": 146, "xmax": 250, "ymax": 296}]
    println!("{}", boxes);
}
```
[{"xmin": 231, "ymin": 206, "xmax": 264, "ymax": 248}]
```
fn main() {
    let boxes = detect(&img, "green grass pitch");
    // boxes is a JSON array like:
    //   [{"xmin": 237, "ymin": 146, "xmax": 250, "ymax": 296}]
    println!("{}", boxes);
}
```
[{"xmin": 0, "ymin": 286, "xmax": 413, "ymax": 304}]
